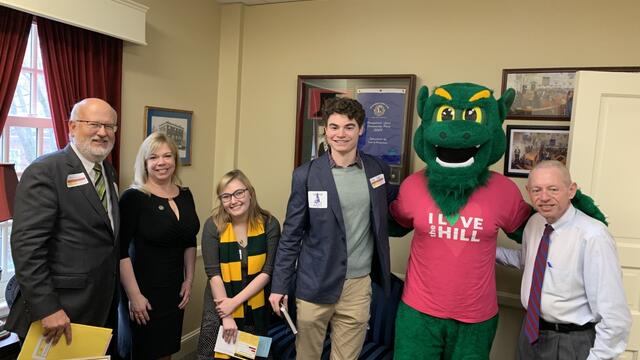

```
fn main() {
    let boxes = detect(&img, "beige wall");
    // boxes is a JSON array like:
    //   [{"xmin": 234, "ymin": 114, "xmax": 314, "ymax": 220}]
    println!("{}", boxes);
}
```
[{"xmin": 120, "ymin": 0, "xmax": 221, "ymax": 355}]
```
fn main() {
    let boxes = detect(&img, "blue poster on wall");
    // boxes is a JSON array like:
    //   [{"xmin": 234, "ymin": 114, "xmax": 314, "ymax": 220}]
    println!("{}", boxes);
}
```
[{"xmin": 357, "ymin": 88, "xmax": 406, "ymax": 165}]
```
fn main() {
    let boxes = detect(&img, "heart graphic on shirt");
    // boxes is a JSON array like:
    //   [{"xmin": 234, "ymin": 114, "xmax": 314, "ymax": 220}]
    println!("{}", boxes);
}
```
[
  {"xmin": 437, "ymin": 203, "xmax": 484, "ymax": 257},
  {"xmin": 445, "ymin": 213, "xmax": 460, "ymax": 226}
]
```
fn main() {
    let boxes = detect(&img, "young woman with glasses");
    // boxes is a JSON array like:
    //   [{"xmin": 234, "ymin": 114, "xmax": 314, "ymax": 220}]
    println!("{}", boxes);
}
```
[{"xmin": 197, "ymin": 169, "xmax": 280, "ymax": 359}]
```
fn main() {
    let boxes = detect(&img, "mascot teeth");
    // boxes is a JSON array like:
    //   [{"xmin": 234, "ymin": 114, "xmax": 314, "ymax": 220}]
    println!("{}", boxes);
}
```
[
  {"xmin": 434, "ymin": 146, "xmax": 480, "ymax": 167},
  {"xmin": 436, "ymin": 157, "xmax": 475, "ymax": 168}
]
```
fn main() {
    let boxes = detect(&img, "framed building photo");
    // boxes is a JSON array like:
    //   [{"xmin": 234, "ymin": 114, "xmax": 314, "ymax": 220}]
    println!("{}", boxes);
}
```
[
  {"xmin": 295, "ymin": 74, "xmax": 416, "ymax": 185},
  {"xmin": 501, "ymin": 67, "xmax": 640, "ymax": 120},
  {"xmin": 504, "ymin": 125, "xmax": 570, "ymax": 178},
  {"xmin": 144, "ymin": 106, "xmax": 193, "ymax": 166}
]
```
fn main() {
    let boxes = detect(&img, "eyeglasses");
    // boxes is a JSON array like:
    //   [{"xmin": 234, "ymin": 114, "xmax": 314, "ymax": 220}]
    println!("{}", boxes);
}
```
[
  {"xmin": 219, "ymin": 188, "xmax": 248, "ymax": 203},
  {"xmin": 74, "ymin": 120, "xmax": 118, "ymax": 132}
]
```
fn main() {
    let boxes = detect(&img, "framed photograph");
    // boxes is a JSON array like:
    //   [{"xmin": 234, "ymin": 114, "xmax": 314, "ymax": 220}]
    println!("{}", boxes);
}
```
[
  {"xmin": 501, "ymin": 67, "xmax": 640, "ymax": 120},
  {"xmin": 504, "ymin": 125, "xmax": 570, "ymax": 178},
  {"xmin": 144, "ymin": 106, "xmax": 193, "ymax": 166},
  {"xmin": 295, "ymin": 74, "xmax": 416, "ymax": 185}
]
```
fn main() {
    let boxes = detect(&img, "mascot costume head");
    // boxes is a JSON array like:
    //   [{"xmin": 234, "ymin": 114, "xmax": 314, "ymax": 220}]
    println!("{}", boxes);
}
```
[{"xmin": 413, "ymin": 83, "xmax": 514, "ymax": 216}]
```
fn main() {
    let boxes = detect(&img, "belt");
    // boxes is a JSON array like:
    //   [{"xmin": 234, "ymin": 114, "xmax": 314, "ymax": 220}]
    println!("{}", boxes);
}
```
[{"xmin": 539, "ymin": 318, "xmax": 596, "ymax": 333}]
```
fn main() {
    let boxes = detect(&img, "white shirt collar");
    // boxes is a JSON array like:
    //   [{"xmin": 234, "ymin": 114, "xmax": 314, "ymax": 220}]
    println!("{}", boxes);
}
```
[{"xmin": 548, "ymin": 203, "xmax": 576, "ymax": 231}]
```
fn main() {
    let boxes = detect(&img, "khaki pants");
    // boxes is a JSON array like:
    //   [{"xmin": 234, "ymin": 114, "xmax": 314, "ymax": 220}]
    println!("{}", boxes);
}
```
[{"xmin": 295, "ymin": 276, "xmax": 372, "ymax": 360}]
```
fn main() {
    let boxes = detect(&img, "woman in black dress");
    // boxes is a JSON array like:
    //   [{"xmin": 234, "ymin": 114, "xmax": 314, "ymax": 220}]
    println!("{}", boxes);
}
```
[
  {"xmin": 120, "ymin": 132, "xmax": 200, "ymax": 359},
  {"xmin": 196, "ymin": 169, "xmax": 280, "ymax": 359}
]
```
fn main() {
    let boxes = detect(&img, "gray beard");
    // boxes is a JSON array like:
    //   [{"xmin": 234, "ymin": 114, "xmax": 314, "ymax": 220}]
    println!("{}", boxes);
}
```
[{"xmin": 71, "ymin": 138, "xmax": 113, "ymax": 163}]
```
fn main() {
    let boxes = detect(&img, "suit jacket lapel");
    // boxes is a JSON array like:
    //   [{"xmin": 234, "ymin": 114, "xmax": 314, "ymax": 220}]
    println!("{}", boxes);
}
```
[
  {"xmin": 104, "ymin": 164, "xmax": 119, "ymax": 237},
  {"xmin": 317, "ymin": 154, "xmax": 346, "ymax": 236},
  {"xmin": 362, "ymin": 155, "xmax": 381, "ymax": 235},
  {"xmin": 63, "ymin": 146, "xmax": 114, "ymax": 234}
]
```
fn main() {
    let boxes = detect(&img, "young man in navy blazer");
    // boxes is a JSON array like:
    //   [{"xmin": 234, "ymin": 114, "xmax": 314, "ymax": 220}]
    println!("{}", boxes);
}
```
[{"xmin": 270, "ymin": 97, "xmax": 396, "ymax": 359}]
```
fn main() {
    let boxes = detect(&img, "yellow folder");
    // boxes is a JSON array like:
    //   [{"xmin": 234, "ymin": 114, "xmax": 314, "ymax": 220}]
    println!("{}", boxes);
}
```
[{"xmin": 18, "ymin": 321, "xmax": 112, "ymax": 360}]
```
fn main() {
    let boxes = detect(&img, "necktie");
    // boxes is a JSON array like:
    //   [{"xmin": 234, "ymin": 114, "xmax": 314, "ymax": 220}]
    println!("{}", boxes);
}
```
[
  {"xmin": 524, "ymin": 224, "xmax": 554, "ymax": 343},
  {"xmin": 93, "ymin": 163, "xmax": 108, "ymax": 211}
]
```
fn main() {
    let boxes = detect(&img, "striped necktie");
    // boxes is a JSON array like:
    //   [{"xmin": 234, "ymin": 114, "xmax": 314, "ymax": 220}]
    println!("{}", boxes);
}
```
[
  {"xmin": 524, "ymin": 224, "xmax": 554, "ymax": 343},
  {"xmin": 93, "ymin": 162, "xmax": 108, "ymax": 211}
]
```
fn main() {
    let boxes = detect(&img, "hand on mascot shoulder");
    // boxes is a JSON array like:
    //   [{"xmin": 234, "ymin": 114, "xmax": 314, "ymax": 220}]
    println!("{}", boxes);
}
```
[{"xmin": 388, "ymin": 216, "xmax": 413, "ymax": 237}]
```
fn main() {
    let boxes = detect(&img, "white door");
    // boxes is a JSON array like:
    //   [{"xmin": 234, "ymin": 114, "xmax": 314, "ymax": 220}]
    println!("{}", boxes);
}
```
[{"xmin": 569, "ymin": 71, "xmax": 640, "ymax": 360}]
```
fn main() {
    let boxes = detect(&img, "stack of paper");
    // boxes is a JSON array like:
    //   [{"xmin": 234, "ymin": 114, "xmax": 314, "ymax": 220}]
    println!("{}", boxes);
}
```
[
  {"xmin": 18, "ymin": 322, "xmax": 112, "ymax": 360},
  {"xmin": 214, "ymin": 326, "xmax": 272, "ymax": 359}
]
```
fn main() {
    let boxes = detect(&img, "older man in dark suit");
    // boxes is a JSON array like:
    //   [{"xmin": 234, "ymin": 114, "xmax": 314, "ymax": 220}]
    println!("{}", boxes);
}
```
[
  {"xmin": 269, "ymin": 97, "xmax": 397, "ymax": 359},
  {"xmin": 6, "ymin": 98, "xmax": 120, "ymax": 347}
]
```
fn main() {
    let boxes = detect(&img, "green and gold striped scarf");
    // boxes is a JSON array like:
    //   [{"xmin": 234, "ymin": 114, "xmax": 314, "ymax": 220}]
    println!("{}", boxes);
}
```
[{"xmin": 218, "ymin": 218, "xmax": 268, "ymax": 330}]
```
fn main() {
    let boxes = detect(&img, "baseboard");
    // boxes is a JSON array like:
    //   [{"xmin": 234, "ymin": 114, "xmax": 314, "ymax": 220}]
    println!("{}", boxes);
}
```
[
  {"xmin": 497, "ymin": 291, "xmax": 522, "ymax": 309},
  {"xmin": 175, "ymin": 328, "xmax": 200, "ymax": 359}
]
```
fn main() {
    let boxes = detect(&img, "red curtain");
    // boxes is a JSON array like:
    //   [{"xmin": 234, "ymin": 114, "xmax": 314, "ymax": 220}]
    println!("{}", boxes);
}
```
[
  {"xmin": 37, "ymin": 17, "xmax": 123, "ymax": 171},
  {"xmin": 0, "ymin": 6, "xmax": 32, "ymax": 131}
]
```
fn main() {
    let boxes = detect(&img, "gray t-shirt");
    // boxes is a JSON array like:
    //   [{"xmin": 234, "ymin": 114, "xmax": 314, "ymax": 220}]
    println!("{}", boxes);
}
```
[{"xmin": 332, "ymin": 166, "xmax": 374, "ymax": 278}]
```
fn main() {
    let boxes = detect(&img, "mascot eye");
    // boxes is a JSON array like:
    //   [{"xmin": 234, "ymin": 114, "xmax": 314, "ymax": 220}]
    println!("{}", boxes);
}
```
[
  {"xmin": 463, "ymin": 107, "xmax": 483, "ymax": 123},
  {"xmin": 436, "ymin": 105, "xmax": 455, "ymax": 122}
]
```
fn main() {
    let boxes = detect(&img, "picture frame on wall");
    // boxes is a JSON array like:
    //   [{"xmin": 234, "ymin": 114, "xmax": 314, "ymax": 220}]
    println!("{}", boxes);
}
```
[
  {"xmin": 501, "ymin": 66, "xmax": 640, "ymax": 120},
  {"xmin": 295, "ymin": 74, "xmax": 416, "ymax": 185},
  {"xmin": 504, "ymin": 125, "xmax": 570, "ymax": 178},
  {"xmin": 144, "ymin": 106, "xmax": 193, "ymax": 166}
]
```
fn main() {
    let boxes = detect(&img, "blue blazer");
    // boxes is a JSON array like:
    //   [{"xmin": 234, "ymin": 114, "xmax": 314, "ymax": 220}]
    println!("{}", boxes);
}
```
[{"xmin": 271, "ymin": 152, "xmax": 397, "ymax": 304}]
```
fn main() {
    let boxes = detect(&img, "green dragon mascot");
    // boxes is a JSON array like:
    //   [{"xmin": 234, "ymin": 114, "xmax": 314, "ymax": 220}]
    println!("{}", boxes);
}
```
[{"xmin": 390, "ymin": 83, "xmax": 604, "ymax": 359}]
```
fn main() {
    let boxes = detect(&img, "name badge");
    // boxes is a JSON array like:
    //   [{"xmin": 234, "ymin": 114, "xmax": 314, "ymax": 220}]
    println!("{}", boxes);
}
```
[
  {"xmin": 33, "ymin": 334, "xmax": 53, "ymax": 358},
  {"xmin": 66, "ymin": 173, "xmax": 89, "ymax": 188},
  {"xmin": 308, "ymin": 191, "xmax": 328, "ymax": 209},
  {"xmin": 369, "ymin": 173, "xmax": 385, "ymax": 189}
]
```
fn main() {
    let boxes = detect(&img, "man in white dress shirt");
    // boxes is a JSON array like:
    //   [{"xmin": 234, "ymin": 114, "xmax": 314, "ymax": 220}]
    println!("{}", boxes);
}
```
[{"xmin": 497, "ymin": 160, "xmax": 631, "ymax": 359}]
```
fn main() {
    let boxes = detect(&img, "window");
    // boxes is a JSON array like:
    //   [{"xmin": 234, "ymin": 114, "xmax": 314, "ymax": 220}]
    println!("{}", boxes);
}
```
[
  {"xmin": 4, "ymin": 23, "xmax": 56, "ymax": 173},
  {"xmin": 0, "ymin": 23, "xmax": 56, "ymax": 314}
]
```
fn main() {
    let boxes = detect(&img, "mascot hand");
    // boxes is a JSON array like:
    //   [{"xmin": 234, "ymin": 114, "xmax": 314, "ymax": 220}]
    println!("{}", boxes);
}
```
[
  {"xmin": 505, "ymin": 227, "xmax": 524, "ymax": 244},
  {"xmin": 572, "ymin": 189, "xmax": 608, "ymax": 225},
  {"xmin": 388, "ymin": 216, "xmax": 413, "ymax": 237},
  {"xmin": 505, "ymin": 206, "xmax": 535, "ymax": 244}
]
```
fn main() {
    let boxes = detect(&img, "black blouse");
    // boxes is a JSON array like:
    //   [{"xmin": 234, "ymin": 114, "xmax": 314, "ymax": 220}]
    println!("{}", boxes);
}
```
[{"xmin": 119, "ymin": 187, "xmax": 200, "ymax": 289}]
